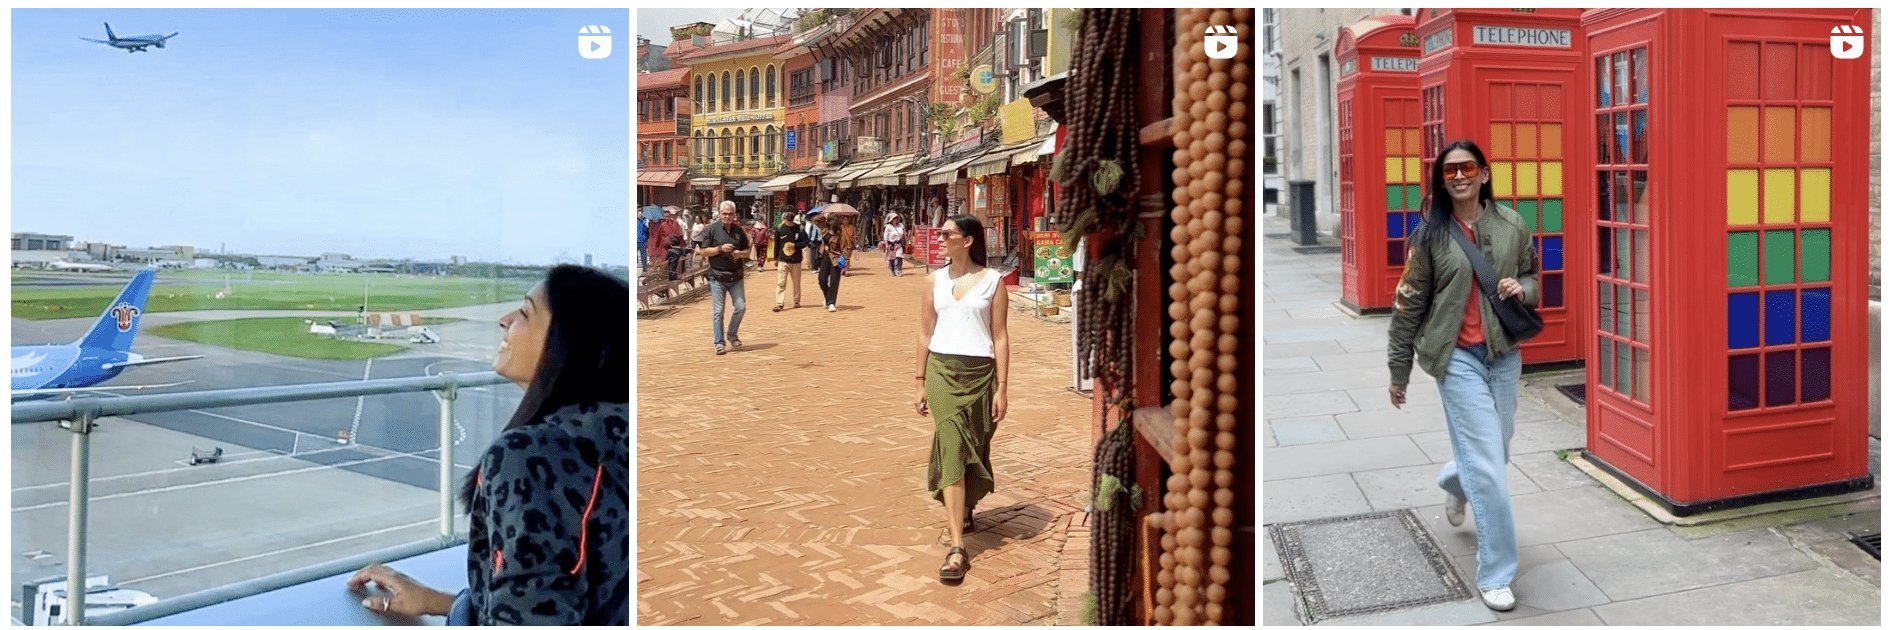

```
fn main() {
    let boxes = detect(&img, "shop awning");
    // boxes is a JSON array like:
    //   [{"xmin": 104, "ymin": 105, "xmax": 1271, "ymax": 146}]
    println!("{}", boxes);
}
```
[
  {"xmin": 638, "ymin": 170, "xmax": 686, "ymax": 186},
  {"xmin": 1012, "ymin": 139, "xmax": 1052, "ymax": 166},
  {"xmin": 925, "ymin": 154, "xmax": 985, "ymax": 185},
  {"xmin": 831, "ymin": 159, "xmax": 885, "ymax": 190},
  {"xmin": 859, "ymin": 159, "xmax": 916, "ymax": 187},
  {"xmin": 758, "ymin": 173, "xmax": 814, "ymax": 192},
  {"xmin": 968, "ymin": 141, "xmax": 1042, "ymax": 178}
]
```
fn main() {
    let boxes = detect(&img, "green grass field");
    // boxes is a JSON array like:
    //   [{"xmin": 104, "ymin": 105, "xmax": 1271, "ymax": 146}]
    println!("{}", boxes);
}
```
[
  {"xmin": 12, "ymin": 270, "xmax": 539, "ymax": 320},
  {"xmin": 146, "ymin": 316, "xmax": 466, "ymax": 361}
]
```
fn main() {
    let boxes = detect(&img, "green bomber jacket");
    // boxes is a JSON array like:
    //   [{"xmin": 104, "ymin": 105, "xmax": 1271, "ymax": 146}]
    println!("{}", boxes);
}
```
[{"xmin": 1387, "ymin": 199, "xmax": 1541, "ymax": 387}]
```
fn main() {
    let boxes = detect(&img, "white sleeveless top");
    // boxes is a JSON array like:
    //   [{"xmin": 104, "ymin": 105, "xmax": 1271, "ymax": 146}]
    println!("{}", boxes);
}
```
[{"xmin": 928, "ymin": 267, "xmax": 1000, "ymax": 358}]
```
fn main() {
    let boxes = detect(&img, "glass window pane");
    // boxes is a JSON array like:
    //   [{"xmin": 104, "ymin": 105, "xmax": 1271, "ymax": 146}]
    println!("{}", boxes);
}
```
[
  {"xmin": 1615, "ymin": 228, "xmax": 1630, "ymax": 280},
  {"xmin": 1631, "ymin": 230, "xmax": 1648, "ymax": 284},
  {"xmin": 1612, "ymin": 112, "xmax": 1629, "ymax": 163},
  {"xmin": 1802, "ymin": 168, "xmax": 1831, "ymax": 223},
  {"xmin": 1631, "ymin": 110, "xmax": 1648, "ymax": 164},
  {"xmin": 1518, "ymin": 122, "xmax": 1539, "ymax": 159},
  {"xmin": 1617, "ymin": 283, "xmax": 1632, "ymax": 338},
  {"xmin": 1516, "ymin": 199, "xmax": 1540, "ymax": 231},
  {"xmin": 1764, "ymin": 230, "xmax": 1796, "ymax": 285},
  {"xmin": 1802, "ymin": 347, "xmax": 1832, "ymax": 403},
  {"xmin": 1545, "ymin": 235, "xmax": 1564, "ymax": 272},
  {"xmin": 1729, "ymin": 292, "xmax": 1760, "ymax": 349},
  {"xmin": 1599, "ymin": 226, "xmax": 1615, "ymax": 275},
  {"xmin": 1598, "ymin": 55, "xmax": 1612, "ymax": 108},
  {"xmin": 1407, "ymin": 184, "xmax": 1424, "ymax": 210},
  {"xmin": 1801, "ymin": 288, "xmax": 1831, "ymax": 343},
  {"xmin": 1633, "ymin": 287, "xmax": 1651, "ymax": 344},
  {"xmin": 1600, "ymin": 280, "xmax": 1615, "ymax": 335},
  {"xmin": 1803, "ymin": 229, "xmax": 1831, "ymax": 283},
  {"xmin": 1615, "ymin": 340, "xmax": 1631, "ymax": 393},
  {"xmin": 1597, "ymin": 114, "xmax": 1612, "ymax": 165},
  {"xmin": 1406, "ymin": 211, "xmax": 1424, "ymax": 236},
  {"xmin": 1633, "ymin": 48, "xmax": 1649, "ymax": 104},
  {"xmin": 1632, "ymin": 171, "xmax": 1650, "ymax": 225},
  {"xmin": 1543, "ymin": 198, "xmax": 1564, "ymax": 232},
  {"xmin": 1543, "ymin": 161, "xmax": 1564, "ymax": 196},
  {"xmin": 1727, "ymin": 169, "xmax": 1760, "ymax": 225},
  {"xmin": 1802, "ymin": 107, "xmax": 1832, "ymax": 162},
  {"xmin": 1730, "ymin": 353, "xmax": 1761, "ymax": 410},
  {"xmin": 1386, "ymin": 184, "xmax": 1405, "ymax": 210},
  {"xmin": 1599, "ymin": 171, "xmax": 1615, "ymax": 222},
  {"xmin": 1387, "ymin": 212, "xmax": 1405, "ymax": 239},
  {"xmin": 1599, "ymin": 336, "xmax": 1615, "ymax": 391},
  {"xmin": 1634, "ymin": 346, "xmax": 1651, "ymax": 403},
  {"xmin": 1388, "ymin": 240, "xmax": 1406, "ymax": 267},
  {"xmin": 1614, "ymin": 51, "xmax": 1630, "ymax": 106},
  {"xmin": 1729, "ymin": 231, "xmax": 1760, "ymax": 287},
  {"xmin": 1543, "ymin": 123, "xmax": 1562, "ymax": 159},
  {"xmin": 1765, "ymin": 350, "xmax": 1797, "ymax": 407},
  {"xmin": 1728, "ymin": 106, "xmax": 1760, "ymax": 162},
  {"xmin": 1765, "ymin": 290, "xmax": 1796, "ymax": 346},
  {"xmin": 1544, "ymin": 272, "xmax": 1564, "ymax": 308},
  {"xmin": 1764, "ymin": 106, "xmax": 1797, "ymax": 163},
  {"xmin": 1728, "ymin": 42, "xmax": 1760, "ymax": 100},
  {"xmin": 1518, "ymin": 162, "xmax": 1540, "ymax": 197},
  {"xmin": 1614, "ymin": 171, "xmax": 1631, "ymax": 225},
  {"xmin": 1490, "ymin": 122, "xmax": 1512, "ymax": 157},
  {"xmin": 1492, "ymin": 161, "xmax": 1514, "ymax": 198}
]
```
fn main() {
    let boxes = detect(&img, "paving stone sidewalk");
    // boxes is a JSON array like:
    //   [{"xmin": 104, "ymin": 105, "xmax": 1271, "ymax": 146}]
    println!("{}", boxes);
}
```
[
  {"xmin": 1261, "ymin": 214, "xmax": 1880, "ymax": 625},
  {"xmin": 637, "ymin": 261, "xmax": 1096, "ymax": 625}
]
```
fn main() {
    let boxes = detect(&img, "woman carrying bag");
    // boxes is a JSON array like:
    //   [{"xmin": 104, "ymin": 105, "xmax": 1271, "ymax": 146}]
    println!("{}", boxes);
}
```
[{"xmin": 1386, "ymin": 139, "xmax": 1539, "ymax": 612}]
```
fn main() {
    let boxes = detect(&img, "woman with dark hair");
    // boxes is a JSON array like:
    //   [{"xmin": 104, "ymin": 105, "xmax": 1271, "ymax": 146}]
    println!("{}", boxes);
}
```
[
  {"xmin": 813, "ymin": 213, "xmax": 847, "ymax": 312},
  {"xmin": 349, "ymin": 264, "xmax": 629, "ymax": 625},
  {"xmin": 913, "ymin": 214, "xmax": 1010, "ymax": 582},
  {"xmin": 1387, "ymin": 139, "xmax": 1538, "ymax": 611}
]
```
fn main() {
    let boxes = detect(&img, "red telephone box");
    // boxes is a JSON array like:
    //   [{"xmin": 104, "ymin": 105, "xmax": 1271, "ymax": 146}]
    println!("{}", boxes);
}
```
[
  {"xmin": 1415, "ymin": 8, "xmax": 1589, "ymax": 364},
  {"xmin": 1337, "ymin": 16, "xmax": 1422, "ymax": 314},
  {"xmin": 1581, "ymin": 8, "xmax": 1872, "ymax": 514}
]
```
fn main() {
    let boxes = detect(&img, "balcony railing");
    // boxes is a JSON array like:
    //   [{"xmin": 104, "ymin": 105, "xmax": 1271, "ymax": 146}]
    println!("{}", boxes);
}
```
[{"xmin": 13, "ymin": 371, "xmax": 510, "ymax": 625}]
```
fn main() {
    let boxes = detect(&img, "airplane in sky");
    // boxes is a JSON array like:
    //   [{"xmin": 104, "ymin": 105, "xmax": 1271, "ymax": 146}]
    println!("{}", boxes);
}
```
[
  {"xmin": 49, "ymin": 260, "xmax": 111, "ymax": 273},
  {"xmin": 80, "ymin": 22, "xmax": 177, "ymax": 53},
  {"xmin": 12, "ymin": 270, "xmax": 201, "ymax": 398}
]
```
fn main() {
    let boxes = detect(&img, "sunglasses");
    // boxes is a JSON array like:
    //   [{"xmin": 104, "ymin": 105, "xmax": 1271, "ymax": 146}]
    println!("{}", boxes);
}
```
[{"xmin": 1441, "ymin": 160, "xmax": 1484, "ymax": 180}]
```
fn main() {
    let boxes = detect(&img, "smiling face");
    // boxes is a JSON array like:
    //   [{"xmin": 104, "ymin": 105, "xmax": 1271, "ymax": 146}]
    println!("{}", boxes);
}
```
[
  {"xmin": 494, "ymin": 283, "xmax": 551, "ymax": 386},
  {"xmin": 1440, "ymin": 148, "xmax": 1488, "ymax": 205}
]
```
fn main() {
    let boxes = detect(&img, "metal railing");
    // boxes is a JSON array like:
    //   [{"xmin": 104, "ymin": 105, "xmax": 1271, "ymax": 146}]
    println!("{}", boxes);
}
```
[{"xmin": 12, "ymin": 371, "xmax": 511, "ymax": 625}]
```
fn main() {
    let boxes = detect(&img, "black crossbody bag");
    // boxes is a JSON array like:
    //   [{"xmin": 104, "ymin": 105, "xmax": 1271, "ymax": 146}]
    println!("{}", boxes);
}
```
[{"xmin": 1448, "ymin": 222, "xmax": 1544, "ymax": 343}]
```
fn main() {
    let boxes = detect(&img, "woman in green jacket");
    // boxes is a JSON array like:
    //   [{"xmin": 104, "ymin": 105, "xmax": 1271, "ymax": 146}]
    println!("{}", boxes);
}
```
[{"xmin": 1387, "ymin": 139, "xmax": 1539, "ymax": 612}]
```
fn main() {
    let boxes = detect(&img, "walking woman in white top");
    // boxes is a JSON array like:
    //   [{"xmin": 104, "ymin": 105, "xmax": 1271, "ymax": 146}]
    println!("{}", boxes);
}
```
[{"xmin": 913, "ymin": 214, "xmax": 1010, "ymax": 582}]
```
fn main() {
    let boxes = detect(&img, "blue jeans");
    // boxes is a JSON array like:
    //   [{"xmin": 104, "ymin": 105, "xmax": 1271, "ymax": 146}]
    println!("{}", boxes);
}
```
[
  {"xmin": 709, "ymin": 276, "xmax": 745, "ymax": 346},
  {"xmin": 1436, "ymin": 344, "xmax": 1521, "ymax": 591}
]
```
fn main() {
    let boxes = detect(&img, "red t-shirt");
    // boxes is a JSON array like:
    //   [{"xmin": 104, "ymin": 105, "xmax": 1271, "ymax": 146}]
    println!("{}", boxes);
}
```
[{"xmin": 1455, "ymin": 217, "xmax": 1485, "ymax": 348}]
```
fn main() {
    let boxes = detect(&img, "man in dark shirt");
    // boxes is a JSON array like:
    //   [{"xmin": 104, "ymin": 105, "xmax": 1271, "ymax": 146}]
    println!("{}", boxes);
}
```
[
  {"xmin": 695, "ymin": 201, "xmax": 751, "ymax": 355},
  {"xmin": 772, "ymin": 211, "xmax": 809, "ymax": 311}
]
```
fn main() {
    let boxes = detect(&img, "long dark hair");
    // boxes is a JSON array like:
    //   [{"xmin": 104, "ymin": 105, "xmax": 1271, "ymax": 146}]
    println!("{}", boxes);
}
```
[
  {"xmin": 461, "ymin": 264, "xmax": 629, "ymax": 508},
  {"xmin": 947, "ymin": 214, "xmax": 988, "ymax": 267},
  {"xmin": 1412, "ymin": 139, "xmax": 1495, "ymax": 250}
]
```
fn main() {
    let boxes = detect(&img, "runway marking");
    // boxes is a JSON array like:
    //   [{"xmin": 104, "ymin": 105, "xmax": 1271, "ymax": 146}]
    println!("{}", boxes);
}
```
[
  {"xmin": 12, "ymin": 448, "xmax": 475, "ymax": 513},
  {"xmin": 116, "ymin": 518, "xmax": 447, "ymax": 588},
  {"xmin": 348, "ymin": 358, "xmax": 374, "ymax": 444}
]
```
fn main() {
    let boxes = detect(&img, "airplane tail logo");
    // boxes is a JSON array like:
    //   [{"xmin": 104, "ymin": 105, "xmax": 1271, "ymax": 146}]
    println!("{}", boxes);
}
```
[
  {"xmin": 79, "ymin": 270, "xmax": 155, "ymax": 353},
  {"xmin": 1205, "ymin": 24, "xmax": 1240, "ymax": 60},
  {"xmin": 112, "ymin": 303, "xmax": 140, "ymax": 332},
  {"xmin": 579, "ymin": 25, "xmax": 612, "ymax": 59},
  {"xmin": 1832, "ymin": 25, "xmax": 1865, "ymax": 59}
]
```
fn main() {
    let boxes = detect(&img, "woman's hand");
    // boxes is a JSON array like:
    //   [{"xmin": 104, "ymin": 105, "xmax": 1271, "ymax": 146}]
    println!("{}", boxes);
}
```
[
  {"xmin": 347, "ymin": 563, "xmax": 454, "ymax": 617},
  {"xmin": 1389, "ymin": 384, "xmax": 1407, "ymax": 410},
  {"xmin": 1498, "ymin": 277, "xmax": 1523, "ymax": 300},
  {"xmin": 992, "ymin": 385, "xmax": 1008, "ymax": 424},
  {"xmin": 915, "ymin": 384, "xmax": 929, "ymax": 416}
]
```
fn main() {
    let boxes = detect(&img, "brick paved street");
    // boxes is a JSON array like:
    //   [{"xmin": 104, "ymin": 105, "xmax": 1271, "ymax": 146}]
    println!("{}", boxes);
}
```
[{"xmin": 637, "ymin": 261, "xmax": 1097, "ymax": 625}]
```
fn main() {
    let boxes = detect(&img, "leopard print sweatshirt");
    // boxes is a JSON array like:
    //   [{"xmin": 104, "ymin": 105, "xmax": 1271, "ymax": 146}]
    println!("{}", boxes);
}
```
[{"xmin": 450, "ymin": 401, "xmax": 629, "ymax": 625}]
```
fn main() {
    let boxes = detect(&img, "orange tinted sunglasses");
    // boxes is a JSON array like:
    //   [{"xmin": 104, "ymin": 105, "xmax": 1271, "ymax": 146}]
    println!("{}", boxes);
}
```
[{"xmin": 1441, "ymin": 160, "xmax": 1483, "ymax": 180}]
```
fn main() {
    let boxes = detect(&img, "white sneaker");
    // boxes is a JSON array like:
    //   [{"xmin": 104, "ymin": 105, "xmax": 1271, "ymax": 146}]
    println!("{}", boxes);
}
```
[
  {"xmin": 1445, "ymin": 493, "xmax": 1467, "ymax": 527},
  {"xmin": 827, "ymin": 304, "xmax": 836, "ymax": 312},
  {"xmin": 1480, "ymin": 587, "xmax": 1515, "ymax": 611}
]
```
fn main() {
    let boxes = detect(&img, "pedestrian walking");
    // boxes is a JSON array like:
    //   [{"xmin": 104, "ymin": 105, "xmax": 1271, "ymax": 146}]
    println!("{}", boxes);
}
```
[
  {"xmin": 883, "ymin": 213, "xmax": 909, "ymax": 277},
  {"xmin": 696, "ymin": 201, "xmax": 752, "ymax": 354},
  {"xmin": 773, "ymin": 211, "xmax": 808, "ymax": 311},
  {"xmin": 1387, "ymin": 139, "xmax": 1539, "ymax": 612},
  {"xmin": 647, "ymin": 209, "xmax": 683, "ymax": 270},
  {"xmin": 812, "ymin": 214, "xmax": 846, "ymax": 312},
  {"xmin": 914, "ymin": 214, "xmax": 1010, "ymax": 582},
  {"xmin": 350, "ymin": 264, "xmax": 628, "ymax": 625},
  {"xmin": 747, "ymin": 219, "xmax": 772, "ymax": 271}
]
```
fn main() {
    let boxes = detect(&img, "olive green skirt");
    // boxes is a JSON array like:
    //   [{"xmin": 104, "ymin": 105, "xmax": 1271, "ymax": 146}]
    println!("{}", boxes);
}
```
[{"xmin": 925, "ymin": 351, "xmax": 997, "ymax": 509}]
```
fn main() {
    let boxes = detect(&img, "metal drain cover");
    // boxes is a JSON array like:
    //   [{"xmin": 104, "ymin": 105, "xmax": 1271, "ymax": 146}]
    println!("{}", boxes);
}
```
[
  {"xmin": 1267, "ymin": 509, "xmax": 1472, "ymax": 623},
  {"xmin": 1848, "ymin": 531, "xmax": 1880, "ymax": 559}
]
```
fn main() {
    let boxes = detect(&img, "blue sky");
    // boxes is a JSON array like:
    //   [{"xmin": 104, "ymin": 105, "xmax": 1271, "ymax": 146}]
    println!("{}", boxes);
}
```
[{"xmin": 13, "ymin": 8, "xmax": 630, "ymax": 267}]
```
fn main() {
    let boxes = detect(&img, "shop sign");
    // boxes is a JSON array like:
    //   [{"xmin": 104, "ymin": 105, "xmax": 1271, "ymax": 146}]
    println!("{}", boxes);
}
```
[
  {"xmin": 917, "ymin": 226, "xmax": 948, "ymax": 266},
  {"xmin": 1472, "ymin": 25, "xmax": 1572, "ymax": 48},
  {"xmin": 1030, "ymin": 231, "xmax": 1074, "ymax": 284},
  {"xmin": 1423, "ymin": 29, "xmax": 1453, "ymax": 55},
  {"xmin": 1340, "ymin": 59, "xmax": 1357, "ymax": 77},
  {"xmin": 706, "ymin": 112, "xmax": 775, "ymax": 125},
  {"xmin": 971, "ymin": 64, "xmax": 997, "ymax": 94}
]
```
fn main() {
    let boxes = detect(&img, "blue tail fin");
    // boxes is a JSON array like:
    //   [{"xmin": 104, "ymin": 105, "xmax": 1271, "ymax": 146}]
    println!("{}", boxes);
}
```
[
  {"xmin": 78, "ymin": 270, "xmax": 155, "ymax": 352},
  {"xmin": 104, "ymin": 22, "xmax": 116, "ymax": 41}
]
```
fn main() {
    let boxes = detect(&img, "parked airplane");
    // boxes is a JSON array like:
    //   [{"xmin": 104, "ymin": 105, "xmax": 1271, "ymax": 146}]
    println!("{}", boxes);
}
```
[
  {"xmin": 49, "ymin": 260, "xmax": 111, "ymax": 273},
  {"xmin": 80, "ymin": 22, "xmax": 177, "ymax": 53},
  {"xmin": 11, "ymin": 270, "xmax": 201, "ymax": 398}
]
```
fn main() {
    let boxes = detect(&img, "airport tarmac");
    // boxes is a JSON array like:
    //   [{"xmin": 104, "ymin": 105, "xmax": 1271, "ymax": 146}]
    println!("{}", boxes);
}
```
[{"xmin": 11, "ymin": 303, "xmax": 524, "ymax": 615}]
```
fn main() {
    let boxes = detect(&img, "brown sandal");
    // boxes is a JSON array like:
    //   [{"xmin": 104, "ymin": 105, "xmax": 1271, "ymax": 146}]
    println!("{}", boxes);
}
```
[{"xmin": 939, "ymin": 546, "xmax": 968, "ymax": 580}]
